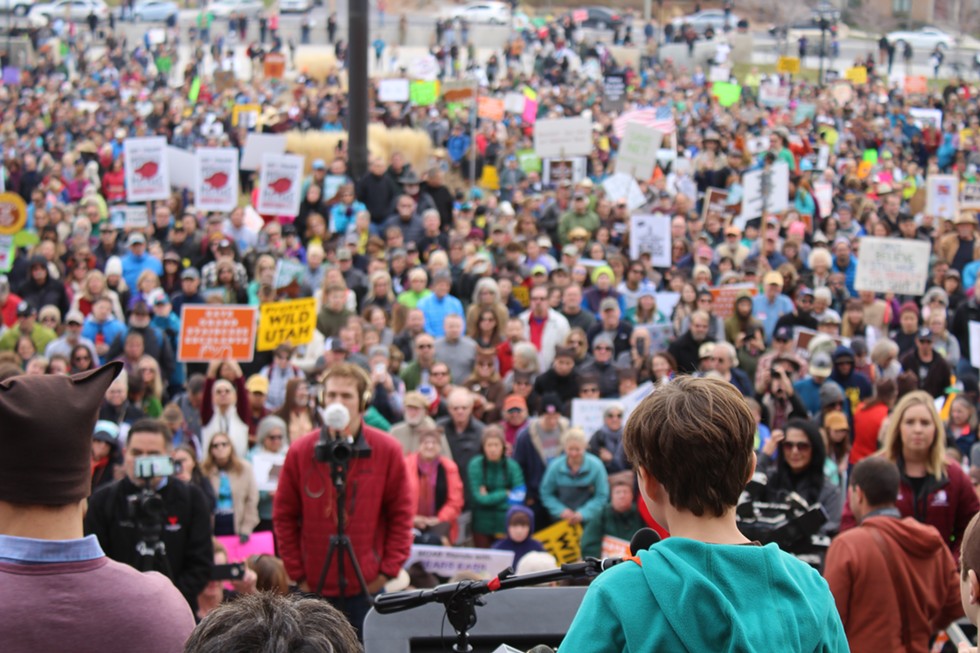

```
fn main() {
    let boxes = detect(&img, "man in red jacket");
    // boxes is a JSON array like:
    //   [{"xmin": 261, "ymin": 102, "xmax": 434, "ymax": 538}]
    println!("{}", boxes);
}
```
[
  {"xmin": 274, "ymin": 363, "xmax": 413, "ymax": 637},
  {"xmin": 824, "ymin": 457, "xmax": 962, "ymax": 653}
]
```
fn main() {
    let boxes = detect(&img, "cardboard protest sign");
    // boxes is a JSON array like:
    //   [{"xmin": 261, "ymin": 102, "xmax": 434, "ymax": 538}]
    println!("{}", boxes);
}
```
[
  {"xmin": 629, "ymin": 213, "xmax": 671, "ymax": 266},
  {"xmin": 701, "ymin": 187, "xmax": 729, "ymax": 221},
  {"xmin": 124, "ymin": 137, "xmax": 170, "ymax": 203},
  {"xmin": 256, "ymin": 153, "xmax": 304, "ymax": 217},
  {"xmin": 814, "ymin": 181, "xmax": 834, "ymax": 218},
  {"xmin": 616, "ymin": 122, "xmax": 662, "ymax": 181},
  {"xmin": 854, "ymin": 237, "xmax": 930, "ymax": 296},
  {"xmin": 709, "ymin": 284, "xmax": 758, "ymax": 319},
  {"xmin": 178, "ymin": 305, "xmax": 257, "ymax": 362},
  {"xmin": 257, "ymin": 297, "xmax": 316, "ymax": 352},
  {"xmin": 571, "ymin": 398, "xmax": 621, "ymax": 441},
  {"xmin": 759, "ymin": 84, "xmax": 790, "ymax": 107},
  {"xmin": 534, "ymin": 117, "xmax": 593, "ymax": 158},
  {"xmin": 926, "ymin": 175, "xmax": 958, "ymax": 221},
  {"xmin": 232, "ymin": 103, "xmax": 261, "ymax": 128},
  {"xmin": 407, "ymin": 545, "xmax": 514, "ymax": 578},
  {"xmin": 533, "ymin": 520, "xmax": 583, "ymax": 565},
  {"xmin": 195, "ymin": 147, "xmax": 239, "ymax": 212},
  {"xmin": 910, "ymin": 107, "xmax": 943, "ymax": 130}
]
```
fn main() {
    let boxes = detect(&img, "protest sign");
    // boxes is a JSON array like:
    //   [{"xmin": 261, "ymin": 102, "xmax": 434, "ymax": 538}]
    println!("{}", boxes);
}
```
[
  {"xmin": 516, "ymin": 149, "xmax": 542, "ymax": 174},
  {"xmin": 777, "ymin": 56, "xmax": 800, "ymax": 75},
  {"xmin": 655, "ymin": 292, "xmax": 680, "ymax": 321},
  {"xmin": 166, "ymin": 146, "xmax": 196, "ymax": 190},
  {"xmin": 794, "ymin": 103, "xmax": 816, "ymax": 125},
  {"xmin": 239, "ymin": 133, "xmax": 287, "ymax": 171},
  {"xmin": 0, "ymin": 235, "xmax": 13, "ymax": 272},
  {"xmin": 196, "ymin": 147, "xmax": 239, "ymax": 212},
  {"xmin": 616, "ymin": 122, "xmax": 662, "ymax": 181},
  {"xmin": 114, "ymin": 205, "xmax": 149, "ymax": 230},
  {"xmin": 708, "ymin": 65, "xmax": 730, "ymax": 82},
  {"xmin": 274, "ymin": 259, "xmax": 307, "ymax": 290},
  {"xmin": 124, "ymin": 137, "xmax": 170, "ymax": 203},
  {"xmin": 542, "ymin": 157, "xmax": 587, "ymax": 186},
  {"xmin": 178, "ymin": 305, "xmax": 257, "ymax": 362},
  {"xmin": 409, "ymin": 54, "xmax": 440, "ymax": 80},
  {"xmin": 477, "ymin": 97, "xmax": 504, "ymax": 121},
  {"xmin": 926, "ymin": 175, "xmax": 958, "ymax": 221},
  {"xmin": 257, "ymin": 297, "xmax": 317, "ymax": 351},
  {"xmin": 831, "ymin": 83, "xmax": 853, "ymax": 105},
  {"xmin": 263, "ymin": 52, "xmax": 286, "ymax": 79},
  {"xmin": 816, "ymin": 145, "xmax": 830, "ymax": 170},
  {"xmin": 637, "ymin": 322, "xmax": 674, "ymax": 354},
  {"xmin": 854, "ymin": 237, "xmax": 930, "ymax": 296},
  {"xmin": 571, "ymin": 398, "xmax": 621, "ymax": 441},
  {"xmin": 844, "ymin": 66, "xmax": 867, "ymax": 84},
  {"xmin": 962, "ymin": 182, "xmax": 980, "ymax": 210},
  {"xmin": 738, "ymin": 162, "xmax": 790, "ymax": 227},
  {"xmin": 256, "ymin": 153, "xmax": 304, "ymax": 217},
  {"xmin": 701, "ymin": 187, "xmax": 729, "ymax": 221},
  {"xmin": 621, "ymin": 381, "xmax": 654, "ymax": 415},
  {"xmin": 910, "ymin": 107, "xmax": 943, "ymax": 130},
  {"xmin": 533, "ymin": 520, "xmax": 583, "ymax": 566},
  {"xmin": 904, "ymin": 75, "xmax": 928, "ymax": 95},
  {"xmin": 759, "ymin": 83, "xmax": 790, "ymax": 107},
  {"xmin": 534, "ymin": 117, "xmax": 593, "ymax": 158},
  {"xmin": 711, "ymin": 81, "xmax": 741, "ymax": 107},
  {"xmin": 378, "ymin": 78, "xmax": 410, "ymax": 102},
  {"xmin": 971, "ymin": 322, "xmax": 980, "ymax": 370},
  {"xmin": 602, "ymin": 173, "xmax": 646, "ymax": 210},
  {"xmin": 522, "ymin": 98, "xmax": 538, "ymax": 124},
  {"xmin": 407, "ymin": 545, "xmax": 514, "ymax": 578},
  {"xmin": 231, "ymin": 103, "xmax": 261, "ymax": 128},
  {"xmin": 601, "ymin": 536, "xmax": 631, "ymax": 559},
  {"xmin": 250, "ymin": 451, "xmax": 286, "ymax": 493},
  {"xmin": 441, "ymin": 79, "xmax": 477, "ymax": 103},
  {"xmin": 216, "ymin": 532, "xmax": 275, "ymax": 563},
  {"xmin": 814, "ymin": 181, "xmax": 834, "ymax": 218},
  {"xmin": 503, "ymin": 92, "xmax": 525, "ymax": 113},
  {"xmin": 629, "ymin": 213, "xmax": 671, "ymax": 266},
  {"xmin": 602, "ymin": 73, "xmax": 627, "ymax": 111},
  {"xmin": 709, "ymin": 284, "xmax": 758, "ymax": 319},
  {"xmin": 0, "ymin": 192, "xmax": 27, "ymax": 235},
  {"xmin": 409, "ymin": 80, "xmax": 439, "ymax": 106}
]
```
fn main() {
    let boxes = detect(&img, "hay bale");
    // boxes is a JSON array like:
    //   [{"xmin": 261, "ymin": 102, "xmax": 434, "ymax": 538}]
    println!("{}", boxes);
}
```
[
  {"xmin": 284, "ymin": 123, "xmax": 433, "ymax": 173},
  {"xmin": 294, "ymin": 47, "xmax": 340, "ymax": 83}
]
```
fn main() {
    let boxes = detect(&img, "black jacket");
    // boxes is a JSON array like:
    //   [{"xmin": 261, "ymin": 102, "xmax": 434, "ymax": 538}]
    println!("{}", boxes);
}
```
[
  {"xmin": 84, "ymin": 476, "xmax": 213, "ymax": 613},
  {"xmin": 668, "ymin": 331, "xmax": 712, "ymax": 375},
  {"xmin": 356, "ymin": 172, "xmax": 400, "ymax": 224},
  {"xmin": 108, "ymin": 324, "xmax": 176, "ymax": 382},
  {"xmin": 17, "ymin": 276, "xmax": 70, "ymax": 317}
]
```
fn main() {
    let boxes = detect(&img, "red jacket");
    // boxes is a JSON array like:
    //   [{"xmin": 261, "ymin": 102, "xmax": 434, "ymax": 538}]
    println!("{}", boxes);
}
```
[
  {"xmin": 273, "ymin": 422, "xmax": 414, "ymax": 596},
  {"xmin": 404, "ymin": 452, "xmax": 464, "ymax": 543},
  {"xmin": 840, "ymin": 461, "xmax": 979, "ymax": 556},
  {"xmin": 824, "ymin": 514, "xmax": 962, "ymax": 652}
]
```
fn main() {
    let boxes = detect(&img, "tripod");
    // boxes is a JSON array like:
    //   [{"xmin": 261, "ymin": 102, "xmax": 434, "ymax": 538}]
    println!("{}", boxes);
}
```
[
  {"xmin": 132, "ymin": 481, "xmax": 174, "ymax": 580},
  {"xmin": 314, "ymin": 457, "xmax": 371, "ymax": 607}
]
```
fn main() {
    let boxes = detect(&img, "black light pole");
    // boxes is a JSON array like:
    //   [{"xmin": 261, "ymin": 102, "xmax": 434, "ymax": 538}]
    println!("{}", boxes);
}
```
[
  {"xmin": 818, "ymin": 18, "xmax": 828, "ymax": 86},
  {"xmin": 348, "ymin": 0, "xmax": 369, "ymax": 179}
]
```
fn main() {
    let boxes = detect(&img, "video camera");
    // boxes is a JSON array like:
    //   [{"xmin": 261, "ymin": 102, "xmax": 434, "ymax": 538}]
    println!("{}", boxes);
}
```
[
  {"xmin": 125, "ymin": 455, "xmax": 174, "ymax": 576},
  {"xmin": 314, "ymin": 404, "xmax": 370, "ymax": 466}
]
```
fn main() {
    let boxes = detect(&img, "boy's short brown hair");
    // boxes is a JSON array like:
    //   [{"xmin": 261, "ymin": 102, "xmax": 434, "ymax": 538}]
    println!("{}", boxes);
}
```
[
  {"xmin": 623, "ymin": 377, "xmax": 755, "ymax": 517},
  {"xmin": 962, "ymin": 513, "xmax": 980, "ymax": 581}
]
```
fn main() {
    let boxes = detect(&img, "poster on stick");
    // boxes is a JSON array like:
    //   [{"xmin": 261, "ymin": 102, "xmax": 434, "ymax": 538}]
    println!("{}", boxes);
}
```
[
  {"xmin": 854, "ymin": 237, "xmax": 930, "ymax": 296},
  {"xmin": 256, "ymin": 153, "xmax": 304, "ymax": 217},
  {"xmin": 124, "ymin": 137, "xmax": 170, "ymax": 203}
]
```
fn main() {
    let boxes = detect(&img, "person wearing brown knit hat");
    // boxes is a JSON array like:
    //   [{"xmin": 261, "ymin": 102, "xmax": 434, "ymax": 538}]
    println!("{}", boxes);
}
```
[{"xmin": 0, "ymin": 362, "xmax": 195, "ymax": 652}]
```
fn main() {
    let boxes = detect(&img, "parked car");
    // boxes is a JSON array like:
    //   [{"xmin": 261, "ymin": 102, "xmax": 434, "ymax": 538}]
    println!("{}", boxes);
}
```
[
  {"xmin": 886, "ymin": 26, "xmax": 954, "ymax": 51},
  {"xmin": 448, "ymin": 1, "xmax": 510, "ymax": 25},
  {"xmin": 563, "ymin": 6, "xmax": 623, "ymax": 30},
  {"xmin": 672, "ymin": 9, "xmax": 741, "ymax": 35},
  {"xmin": 208, "ymin": 0, "xmax": 263, "ymax": 19},
  {"xmin": 30, "ymin": 0, "xmax": 109, "ymax": 22},
  {"xmin": 279, "ymin": 0, "xmax": 312, "ymax": 13},
  {"xmin": 132, "ymin": 0, "xmax": 178, "ymax": 22},
  {"xmin": 0, "ymin": 0, "xmax": 32, "ymax": 16}
]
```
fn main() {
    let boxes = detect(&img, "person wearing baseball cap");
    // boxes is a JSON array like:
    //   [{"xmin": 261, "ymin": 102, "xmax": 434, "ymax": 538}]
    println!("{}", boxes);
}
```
[
  {"xmin": 121, "ymin": 230, "xmax": 163, "ymax": 294},
  {"xmin": 899, "ymin": 328, "xmax": 952, "ymax": 399},
  {"xmin": 0, "ymin": 300, "xmax": 57, "ymax": 354},
  {"xmin": 753, "ymin": 271, "xmax": 795, "ymax": 343}
]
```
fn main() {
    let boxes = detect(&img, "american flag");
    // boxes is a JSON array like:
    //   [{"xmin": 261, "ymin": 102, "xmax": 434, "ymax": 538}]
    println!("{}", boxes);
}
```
[{"xmin": 613, "ymin": 108, "xmax": 676, "ymax": 139}]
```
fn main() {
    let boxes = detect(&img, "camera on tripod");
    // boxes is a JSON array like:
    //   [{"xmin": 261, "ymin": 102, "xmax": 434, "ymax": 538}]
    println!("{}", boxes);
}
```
[
  {"xmin": 125, "ymin": 455, "xmax": 175, "ymax": 576},
  {"xmin": 315, "ymin": 403, "xmax": 370, "ymax": 466}
]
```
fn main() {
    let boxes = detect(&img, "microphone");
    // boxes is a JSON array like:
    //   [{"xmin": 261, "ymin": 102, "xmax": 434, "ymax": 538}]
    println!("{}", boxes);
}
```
[
  {"xmin": 597, "ymin": 527, "xmax": 662, "ymax": 571},
  {"xmin": 323, "ymin": 403, "xmax": 349, "ymax": 434}
]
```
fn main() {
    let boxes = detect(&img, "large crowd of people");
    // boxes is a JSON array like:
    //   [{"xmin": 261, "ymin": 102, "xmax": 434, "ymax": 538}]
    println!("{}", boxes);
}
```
[{"xmin": 7, "ymin": 3, "xmax": 980, "ymax": 651}]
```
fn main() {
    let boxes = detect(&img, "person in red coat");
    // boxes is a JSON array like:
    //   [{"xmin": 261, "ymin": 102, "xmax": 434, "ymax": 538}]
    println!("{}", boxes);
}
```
[
  {"xmin": 273, "ymin": 363, "xmax": 413, "ymax": 636},
  {"xmin": 403, "ymin": 426, "xmax": 464, "ymax": 544},
  {"xmin": 840, "ymin": 391, "xmax": 980, "ymax": 557}
]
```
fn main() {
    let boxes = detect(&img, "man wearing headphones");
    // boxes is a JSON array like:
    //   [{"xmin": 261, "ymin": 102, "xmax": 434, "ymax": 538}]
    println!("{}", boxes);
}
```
[{"xmin": 273, "ymin": 363, "xmax": 413, "ymax": 638}]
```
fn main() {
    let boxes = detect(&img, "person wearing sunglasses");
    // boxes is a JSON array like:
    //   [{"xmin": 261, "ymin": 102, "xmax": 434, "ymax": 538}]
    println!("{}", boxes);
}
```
[{"xmin": 753, "ymin": 419, "xmax": 843, "ymax": 535}]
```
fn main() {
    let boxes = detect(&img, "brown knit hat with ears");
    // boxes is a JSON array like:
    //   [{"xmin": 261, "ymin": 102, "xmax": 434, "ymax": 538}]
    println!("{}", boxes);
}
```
[{"xmin": 0, "ymin": 361, "xmax": 123, "ymax": 506}]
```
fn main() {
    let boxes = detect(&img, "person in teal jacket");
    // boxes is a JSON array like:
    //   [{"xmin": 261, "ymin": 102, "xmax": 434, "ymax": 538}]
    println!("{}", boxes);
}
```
[
  {"xmin": 467, "ymin": 426, "xmax": 525, "ymax": 548},
  {"xmin": 540, "ymin": 428, "xmax": 609, "ymax": 526},
  {"xmin": 560, "ymin": 376, "xmax": 847, "ymax": 653}
]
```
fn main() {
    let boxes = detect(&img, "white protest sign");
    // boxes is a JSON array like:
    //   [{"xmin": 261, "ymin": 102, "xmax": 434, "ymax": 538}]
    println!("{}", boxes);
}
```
[
  {"xmin": 166, "ymin": 146, "xmax": 196, "ymax": 190},
  {"xmin": 759, "ymin": 83, "xmax": 790, "ymax": 107},
  {"xmin": 638, "ymin": 323, "xmax": 674, "ymax": 354},
  {"xmin": 240, "ymin": 133, "xmax": 287, "ymax": 171},
  {"xmin": 629, "ymin": 213, "xmax": 671, "ymax": 267},
  {"xmin": 378, "ymin": 78, "xmax": 410, "ymax": 103},
  {"xmin": 504, "ymin": 92, "xmax": 526, "ymax": 113},
  {"xmin": 910, "ymin": 107, "xmax": 943, "ymax": 130},
  {"xmin": 816, "ymin": 145, "xmax": 830, "ymax": 171},
  {"xmin": 196, "ymin": 147, "xmax": 240, "ymax": 212},
  {"xmin": 854, "ymin": 237, "xmax": 930, "ymax": 296},
  {"xmin": 116, "ymin": 205, "xmax": 149, "ymax": 230},
  {"xmin": 746, "ymin": 135, "xmax": 769, "ymax": 155},
  {"xmin": 571, "ymin": 398, "xmax": 621, "ymax": 440},
  {"xmin": 708, "ymin": 65, "xmax": 730, "ymax": 83},
  {"xmin": 0, "ymin": 234, "xmax": 14, "ymax": 272},
  {"xmin": 621, "ymin": 381, "xmax": 654, "ymax": 416},
  {"xmin": 970, "ymin": 321, "xmax": 980, "ymax": 370},
  {"xmin": 616, "ymin": 122, "xmax": 662, "ymax": 181},
  {"xmin": 406, "ymin": 545, "xmax": 514, "ymax": 578},
  {"xmin": 123, "ymin": 137, "xmax": 170, "ymax": 203},
  {"xmin": 602, "ymin": 173, "xmax": 646, "ymax": 211},
  {"xmin": 962, "ymin": 182, "xmax": 980, "ymax": 210},
  {"xmin": 738, "ymin": 162, "xmax": 790, "ymax": 228},
  {"xmin": 409, "ymin": 54, "xmax": 440, "ymax": 81},
  {"xmin": 251, "ymin": 450, "xmax": 286, "ymax": 493},
  {"xmin": 814, "ymin": 181, "xmax": 833, "ymax": 218},
  {"xmin": 256, "ymin": 153, "xmax": 304, "ymax": 217},
  {"xmin": 534, "ymin": 116, "xmax": 593, "ymax": 158},
  {"xmin": 654, "ymin": 292, "xmax": 680, "ymax": 321},
  {"xmin": 542, "ymin": 157, "xmax": 587, "ymax": 186},
  {"xmin": 927, "ymin": 175, "xmax": 959, "ymax": 221}
]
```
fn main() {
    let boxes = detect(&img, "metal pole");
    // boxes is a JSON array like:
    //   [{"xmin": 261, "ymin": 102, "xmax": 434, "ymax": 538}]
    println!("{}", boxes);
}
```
[
  {"xmin": 469, "ymin": 84, "xmax": 477, "ymax": 186},
  {"xmin": 819, "ymin": 20, "xmax": 826, "ymax": 86},
  {"xmin": 348, "ymin": 0, "xmax": 369, "ymax": 179}
]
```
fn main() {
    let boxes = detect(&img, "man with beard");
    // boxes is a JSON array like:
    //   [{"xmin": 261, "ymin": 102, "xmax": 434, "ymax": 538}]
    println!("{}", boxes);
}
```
[
  {"xmin": 669, "ymin": 310, "xmax": 714, "ymax": 374},
  {"xmin": 390, "ymin": 391, "xmax": 448, "ymax": 456}
]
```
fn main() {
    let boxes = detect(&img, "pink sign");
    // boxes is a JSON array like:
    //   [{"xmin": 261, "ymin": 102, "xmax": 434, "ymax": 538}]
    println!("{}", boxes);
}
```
[
  {"xmin": 216, "ymin": 531, "xmax": 276, "ymax": 562},
  {"xmin": 522, "ymin": 99, "xmax": 538, "ymax": 125}
]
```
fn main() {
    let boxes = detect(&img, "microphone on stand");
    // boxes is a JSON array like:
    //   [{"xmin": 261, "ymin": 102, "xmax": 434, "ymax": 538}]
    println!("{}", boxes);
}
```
[
  {"xmin": 323, "ymin": 403, "xmax": 350, "ymax": 435},
  {"xmin": 597, "ymin": 527, "xmax": 662, "ymax": 571}
]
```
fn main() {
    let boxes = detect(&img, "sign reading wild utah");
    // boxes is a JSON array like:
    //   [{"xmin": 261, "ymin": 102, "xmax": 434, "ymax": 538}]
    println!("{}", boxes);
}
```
[{"xmin": 257, "ymin": 298, "xmax": 317, "ymax": 351}]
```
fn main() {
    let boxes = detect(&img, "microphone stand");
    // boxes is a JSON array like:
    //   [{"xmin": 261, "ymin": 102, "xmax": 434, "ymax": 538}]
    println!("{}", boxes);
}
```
[{"xmin": 374, "ymin": 558, "xmax": 614, "ymax": 653}]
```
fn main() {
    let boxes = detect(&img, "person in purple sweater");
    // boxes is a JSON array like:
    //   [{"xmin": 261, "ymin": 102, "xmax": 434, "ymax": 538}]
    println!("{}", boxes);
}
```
[{"xmin": 0, "ymin": 362, "xmax": 195, "ymax": 653}]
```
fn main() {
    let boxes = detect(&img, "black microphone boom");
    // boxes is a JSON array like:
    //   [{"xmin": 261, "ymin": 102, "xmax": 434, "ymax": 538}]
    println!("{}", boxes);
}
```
[{"xmin": 597, "ymin": 527, "xmax": 662, "ymax": 571}]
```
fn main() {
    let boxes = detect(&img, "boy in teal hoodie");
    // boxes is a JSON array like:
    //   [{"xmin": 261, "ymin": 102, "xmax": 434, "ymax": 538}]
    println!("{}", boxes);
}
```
[{"xmin": 560, "ymin": 376, "xmax": 848, "ymax": 653}]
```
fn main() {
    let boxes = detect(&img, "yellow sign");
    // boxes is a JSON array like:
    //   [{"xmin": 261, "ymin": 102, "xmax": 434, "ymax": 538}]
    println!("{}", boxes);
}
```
[
  {"xmin": 776, "ymin": 56, "xmax": 800, "ymax": 75},
  {"xmin": 257, "ymin": 297, "xmax": 317, "ymax": 352},
  {"xmin": 232, "ymin": 103, "xmax": 261, "ymax": 127},
  {"xmin": 533, "ymin": 520, "xmax": 583, "ymax": 565},
  {"xmin": 0, "ymin": 192, "xmax": 27, "ymax": 235},
  {"xmin": 844, "ymin": 66, "xmax": 868, "ymax": 85},
  {"xmin": 480, "ymin": 165, "xmax": 500, "ymax": 191}
]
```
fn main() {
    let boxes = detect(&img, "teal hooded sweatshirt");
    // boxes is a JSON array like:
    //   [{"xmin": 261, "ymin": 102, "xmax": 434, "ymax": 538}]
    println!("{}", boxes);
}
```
[{"xmin": 560, "ymin": 537, "xmax": 848, "ymax": 652}]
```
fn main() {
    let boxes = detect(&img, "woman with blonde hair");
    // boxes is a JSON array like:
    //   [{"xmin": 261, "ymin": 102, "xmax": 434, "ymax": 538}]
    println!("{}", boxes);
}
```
[
  {"xmin": 840, "ymin": 390, "xmax": 980, "ymax": 553},
  {"xmin": 130, "ymin": 269, "xmax": 162, "ymax": 310},
  {"xmin": 135, "ymin": 355, "xmax": 165, "ymax": 417},
  {"xmin": 465, "ymin": 278, "xmax": 509, "ymax": 341},
  {"xmin": 364, "ymin": 270, "xmax": 396, "ymax": 313},
  {"xmin": 397, "ymin": 267, "xmax": 432, "ymax": 309},
  {"xmin": 201, "ymin": 431, "xmax": 260, "ymax": 539},
  {"xmin": 71, "ymin": 269, "xmax": 124, "ymax": 320}
]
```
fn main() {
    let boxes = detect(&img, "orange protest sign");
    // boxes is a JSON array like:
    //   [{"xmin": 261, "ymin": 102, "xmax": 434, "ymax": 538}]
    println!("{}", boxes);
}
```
[
  {"xmin": 904, "ymin": 75, "xmax": 927, "ymax": 95},
  {"xmin": 263, "ymin": 53, "xmax": 286, "ymax": 80},
  {"xmin": 478, "ymin": 97, "xmax": 504, "ymax": 122},
  {"xmin": 709, "ymin": 283, "xmax": 758, "ymax": 319},
  {"xmin": 178, "ymin": 305, "xmax": 257, "ymax": 362}
]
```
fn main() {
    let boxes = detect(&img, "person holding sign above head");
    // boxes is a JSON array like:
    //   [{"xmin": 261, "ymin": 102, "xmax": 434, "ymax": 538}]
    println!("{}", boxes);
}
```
[{"xmin": 560, "ymin": 377, "xmax": 848, "ymax": 652}]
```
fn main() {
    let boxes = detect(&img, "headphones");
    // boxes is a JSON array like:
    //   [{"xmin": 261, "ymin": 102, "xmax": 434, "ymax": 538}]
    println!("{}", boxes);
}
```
[{"xmin": 321, "ymin": 363, "xmax": 373, "ymax": 412}]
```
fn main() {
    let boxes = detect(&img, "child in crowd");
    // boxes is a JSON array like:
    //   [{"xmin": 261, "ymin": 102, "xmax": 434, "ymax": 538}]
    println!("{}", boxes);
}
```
[{"xmin": 491, "ymin": 505, "xmax": 545, "ymax": 569}]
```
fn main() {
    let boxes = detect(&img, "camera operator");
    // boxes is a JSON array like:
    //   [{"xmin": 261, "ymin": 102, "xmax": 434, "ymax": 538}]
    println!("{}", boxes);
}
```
[
  {"xmin": 274, "ymin": 362, "xmax": 413, "ymax": 637},
  {"xmin": 760, "ymin": 358, "xmax": 808, "ymax": 432},
  {"xmin": 85, "ymin": 418, "xmax": 213, "ymax": 614}
]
